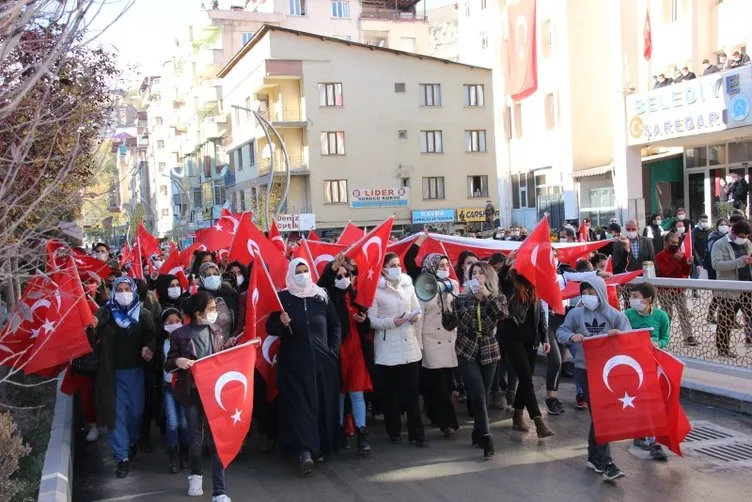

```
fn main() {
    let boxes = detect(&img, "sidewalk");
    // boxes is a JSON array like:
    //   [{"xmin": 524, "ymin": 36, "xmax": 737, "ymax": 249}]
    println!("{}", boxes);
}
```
[{"xmin": 680, "ymin": 358, "xmax": 752, "ymax": 415}]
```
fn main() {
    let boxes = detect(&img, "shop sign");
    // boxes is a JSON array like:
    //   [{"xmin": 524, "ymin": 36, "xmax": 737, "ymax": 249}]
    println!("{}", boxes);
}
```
[
  {"xmin": 456, "ymin": 207, "xmax": 500, "ymax": 223},
  {"xmin": 349, "ymin": 187, "xmax": 409, "ymax": 209},
  {"xmin": 412, "ymin": 209, "xmax": 455, "ymax": 224},
  {"xmin": 275, "ymin": 213, "xmax": 316, "ymax": 231}
]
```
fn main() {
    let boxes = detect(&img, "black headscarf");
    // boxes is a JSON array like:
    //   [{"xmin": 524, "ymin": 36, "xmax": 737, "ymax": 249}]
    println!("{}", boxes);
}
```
[{"xmin": 154, "ymin": 274, "xmax": 188, "ymax": 310}]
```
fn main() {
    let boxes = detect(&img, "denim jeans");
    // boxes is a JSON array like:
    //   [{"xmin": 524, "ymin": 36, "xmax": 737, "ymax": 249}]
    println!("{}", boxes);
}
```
[
  {"xmin": 187, "ymin": 397, "xmax": 226, "ymax": 497},
  {"xmin": 457, "ymin": 357, "xmax": 496, "ymax": 436},
  {"xmin": 107, "ymin": 367, "xmax": 144, "ymax": 461},
  {"xmin": 163, "ymin": 384, "xmax": 188, "ymax": 449},
  {"xmin": 576, "ymin": 368, "xmax": 612, "ymax": 465},
  {"xmin": 340, "ymin": 391, "xmax": 367, "ymax": 428}
]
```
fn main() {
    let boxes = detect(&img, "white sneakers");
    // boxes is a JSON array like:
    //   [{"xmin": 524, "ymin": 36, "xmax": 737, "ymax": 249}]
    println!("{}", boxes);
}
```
[
  {"xmin": 212, "ymin": 496, "xmax": 231, "ymax": 502},
  {"xmin": 187, "ymin": 475, "xmax": 203, "ymax": 496},
  {"xmin": 85, "ymin": 427, "xmax": 99, "ymax": 442}
]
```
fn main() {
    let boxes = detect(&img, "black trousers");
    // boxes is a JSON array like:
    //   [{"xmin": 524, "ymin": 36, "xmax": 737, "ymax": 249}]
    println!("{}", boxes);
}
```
[
  {"xmin": 422, "ymin": 367, "xmax": 459, "ymax": 431},
  {"xmin": 187, "ymin": 398, "xmax": 226, "ymax": 497},
  {"xmin": 503, "ymin": 334, "xmax": 542, "ymax": 419},
  {"xmin": 377, "ymin": 362, "xmax": 425, "ymax": 441}
]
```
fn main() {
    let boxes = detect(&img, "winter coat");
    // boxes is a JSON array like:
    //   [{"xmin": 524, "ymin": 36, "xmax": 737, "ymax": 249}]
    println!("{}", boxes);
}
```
[
  {"xmin": 415, "ymin": 279, "xmax": 459, "ymax": 369},
  {"xmin": 163, "ymin": 323, "xmax": 225, "ymax": 406},
  {"xmin": 711, "ymin": 236, "xmax": 752, "ymax": 298},
  {"xmin": 367, "ymin": 274, "xmax": 423, "ymax": 367}
]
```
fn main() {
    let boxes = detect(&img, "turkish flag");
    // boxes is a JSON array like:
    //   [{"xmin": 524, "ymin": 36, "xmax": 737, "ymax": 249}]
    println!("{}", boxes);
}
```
[
  {"xmin": 605, "ymin": 255, "xmax": 614, "ymax": 273},
  {"xmin": 344, "ymin": 217, "xmax": 394, "ymax": 308},
  {"xmin": 180, "ymin": 241, "xmax": 208, "ymax": 269},
  {"xmin": 681, "ymin": 226, "xmax": 692, "ymax": 259},
  {"xmin": 644, "ymin": 9, "xmax": 652, "ymax": 61},
  {"xmin": 307, "ymin": 229, "xmax": 320, "ymax": 241},
  {"xmin": 299, "ymin": 240, "xmax": 347, "ymax": 281},
  {"xmin": 583, "ymin": 329, "xmax": 669, "ymax": 444},
  {"xmin": 514, "ymin": 217, "xmax": 564, "ymax": 314},
  {"xmin": 227, "ymin": 217, "xmax": 288, "ymax": 289},
  {"xmin": 556, "ymin": 239, "xmax": 612, "ymax": 267},
  {"xmin": 268, "ymin": 219, "xmax": 286, "ymax": 254},
  {"xmin": 161, "ymin": 248, "xmax": 190, "ymax": 290},
  {"xmin": 505, "ymin": 0, "xmax": 537, "ymax": 100},
  {"xmin": 195, "ymin": 215, "xmax": 236, "ymax": 252},
  {"xmin": 191, "ymin": 342, "xmax": 256, "ymax": 468},
  {"xmin": 137, "ymin": 222, "xmax": 160, "ymax": 259},
  {"xmin": 653, "ymin": 348, "xmax": 692, "ymax": 455},
  {"xmin": 606, "ymin": 270, "xmax": 643, "ymax": 286},
  {"xmin": 337, "ymin": 223, "xmax": 366, "ymax": 246},
  {"xmin": 71, "ymin": 249, "xmax": 115, "ymax": 282}
]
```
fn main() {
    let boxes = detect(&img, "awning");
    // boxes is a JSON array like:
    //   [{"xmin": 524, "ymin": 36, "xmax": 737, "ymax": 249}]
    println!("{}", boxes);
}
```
[
  {"xmin": 571, "ymin": 164, "xmax": 613, "ymax": 179},
  {"xmin": 640, "ymin": 151, "xmax": 682, "ymax": 163}
]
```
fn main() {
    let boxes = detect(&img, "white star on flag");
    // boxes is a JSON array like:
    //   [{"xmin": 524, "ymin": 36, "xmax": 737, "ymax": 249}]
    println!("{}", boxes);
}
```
[
  {"xmin": 231, "ymin": 408, "xmax": 242, "ymax": 425},
  {"xmin": 214, "ymin": 223, "xmax": 223, "ymax": 231},
  {"xmin": 618, "ymin": 391, "xmax": 636, "ymax": 409},
  {"xmin": 30, "ymin": 328, "xmax": 41, "ymax": 339},
  {"xmin": 41, "ymin": 319, "xmax": 55, "ymax": 334},
  {"xmin": 367, "ymin": 267, "xmax": 375, "ymax": 280}
]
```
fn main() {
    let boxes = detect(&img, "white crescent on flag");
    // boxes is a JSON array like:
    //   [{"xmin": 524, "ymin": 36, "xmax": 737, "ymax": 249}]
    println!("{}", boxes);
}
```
[
  {"xmin": 602, "ymin": 355, "xmax": 644, "ymax": 393},
  {"xmin": 213, "ymin": 371, "xmax": 248, "ymax": 412},
  {"xmin": 262, "ymin": 335, "xmax": 279, "ymax": 366}
]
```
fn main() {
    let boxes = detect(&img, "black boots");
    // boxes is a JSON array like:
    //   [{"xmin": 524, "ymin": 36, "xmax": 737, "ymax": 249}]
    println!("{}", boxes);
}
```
[
  {"xmin": 340, "ymin": 426, "xmax": 351, "ymax": 450},
  {"xmin": 168, "ymin": 447, "xmax": 179, "ymax": 474},
  {"xmin": 356, "ymin": 427, "xmax": 371, "ymax": 457},
  {"xmin": 481, "ymin": 434, "xmax": 495, "ymax": 458}
]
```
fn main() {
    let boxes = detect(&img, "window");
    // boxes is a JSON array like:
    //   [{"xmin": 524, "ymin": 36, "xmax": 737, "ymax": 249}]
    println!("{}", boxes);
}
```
[
  {"xmin": 248, "ymin": 141, "xmax": 256, "ymax": 166},
  {"xmin": 192, "ymin": 187, "xmax": 203, "ymax": 208},
  {"xmin": 463, "ymin": 84, "xmax": 485, "ymax": 107},
  {"xmin": 157, "ymin": 140, "xmax": 165, "ymax": 149},
  {"xmin": 512, "ymin": 173, "xmax": 536, "ymax": 208},
  {"xmin": 422, "ymin": 176, "xmax": 445, "ymax": 200},
  {"xmin": 212, "ymin": 180, "xmax": 225, "ymax": 207},
  {"xmin": 464, "ymin": 1, "xmax": 470, "ymax": 17},
  {"xmin": 239, "ymin": 190, "xmax": 246, "ymax": 211},
  {"xmin": 242, "ymin": 32, "xmax": 254, "ymax": 46},
  {"xmin": 513, "ymin": 103, "xmax": 522, "ymax": 138},
  {"xmin": 155, "ymin": 117, "xmax": 163, "ymax": 126},
  {"xmin": 480, "ymin": 32, "xmax": 488, "ymax": 49},
  {"xmin": 398, "ymin": 130, "xmax": 407, "ymax": 139},
  {"xmin": 290, "ymin": 0, "xmax": 305, "ymax": 16},
  {"xmin": 481, "ymin": 0, "xmax": 487, "ymax": 9},
  {"xmin": 465, "ymin": 130, "xmax": 487, "ymax": 152},
  {"xmin": 544, "ymin": 93, "xmax": 556, "ymax": 130},
  {"xmin": 160, "ymin": 185, "xmax": 168, "ymax": 196},
  {"xmin": 468, "ymin": 175, "xmax": 489, "ymax": 197},
  {"xmin": 319, "ymin": 82, "xmax": 343, "ymax": 107},
  {"xmin": 158, "ymin": 162, "xmax": 166, "ymax": 171},
  {"xmin": 324, "ymin": 179, "xmax": 348, "ymax": 203},
  {"xmin": 331, "ymin": 0, "xmax": 349, "ymax": 18},
  {"xmin": 162, "ymin": 208, "xmax": 170, "ymax": 217},
  {"xmin": 401, "ymin": 177, "xmax": 410, "ymax": 187},
  {"xmin": 665, "ymin": 0, "xmax": 679, "ymax": 22},
  {"xmin": 503, "ymin": 106, "xmax": 512, "ymax": 140},
  {"xmin": 419, "ymin": 84, "xmax": 441, "ymax": 106},
  {"xmin": 245, "ymin": 96, "xmax": 252, "ymax": 119},
  {"xmin": 541, "ymin": 19, "xmax": 552, "ymax": 57},
  {"xmin": 394, "ymin": 83, "xmax": 406, "ymax": 93},
  {"xmin": 320, "ymin": 131, "xmax": 346, "ymax": 155},
  {"xmin": 236, "ymin": 148, "xmax": 243, "ymax": 170},
  {"xmin": 420, "ymin": 130, "xmax": 443, "ymax": 153}
]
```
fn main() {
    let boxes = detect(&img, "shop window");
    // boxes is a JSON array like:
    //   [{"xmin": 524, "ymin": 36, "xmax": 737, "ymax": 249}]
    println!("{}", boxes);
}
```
[
  {"xmin": 729, "ymin": 141, "xmax": 752, "ymax": 163},
  {"xmin": 708, "ymin": 144, "xmax": 727, "ymax": 166},
  {"xmin": 685, "ymin": 146, "xmax": 708, "ymax": 168}
]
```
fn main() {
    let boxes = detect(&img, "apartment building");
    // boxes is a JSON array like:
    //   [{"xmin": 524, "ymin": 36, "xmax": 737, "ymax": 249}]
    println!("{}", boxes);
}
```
[{"xmin": 218, "ymin": 25, "xmax": 496, "ymax": 233}]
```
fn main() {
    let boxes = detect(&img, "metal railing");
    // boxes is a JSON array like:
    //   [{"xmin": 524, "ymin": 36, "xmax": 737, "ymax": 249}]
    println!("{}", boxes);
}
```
[
  {"xmin": 258, "ymin": 155, "xmax": 308, "ymax": 176},
  {"xmin": 361, "ymin": 10, "xmax": 428, "ymax": 22},
  {"xmin": 258, "ymin": 107, "xmax": 304, "ymax": 123}
]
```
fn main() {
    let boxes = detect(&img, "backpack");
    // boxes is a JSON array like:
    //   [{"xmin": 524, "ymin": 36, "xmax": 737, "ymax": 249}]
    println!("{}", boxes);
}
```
[{"xmin": 705, "ymin": 234, "xmax": 723, "ymax": 280}]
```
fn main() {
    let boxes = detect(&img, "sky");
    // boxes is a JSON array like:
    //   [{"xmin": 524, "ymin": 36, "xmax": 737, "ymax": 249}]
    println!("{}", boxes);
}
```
[{"xmin": 90, "ymin": 0, "xmax": 458, "ymax": 79}]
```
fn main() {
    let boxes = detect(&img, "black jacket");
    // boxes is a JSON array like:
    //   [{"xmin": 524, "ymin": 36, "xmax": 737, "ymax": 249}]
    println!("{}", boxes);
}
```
[
  {"xmin": 612, "ymin": 236, "xmax": 656, "ymax": 273},
  {"xmin": 692, "ymin": 226, "xmax": 711, "ymax": 263},
  {"xmin": 643, "ymin": 223, "xmax": 664, "ymax": 253}
]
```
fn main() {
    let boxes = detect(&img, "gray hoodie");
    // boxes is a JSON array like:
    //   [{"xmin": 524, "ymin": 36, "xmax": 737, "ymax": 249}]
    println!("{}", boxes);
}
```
[{"xmin": 556, "ymin": 275, "xmax": 630, "ymax": 369}]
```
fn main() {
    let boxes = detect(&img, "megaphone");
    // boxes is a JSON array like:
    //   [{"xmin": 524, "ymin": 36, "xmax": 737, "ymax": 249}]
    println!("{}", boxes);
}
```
[{"xmin": 415, "ymin": 272, "xmax": 454, "ymax": 302}]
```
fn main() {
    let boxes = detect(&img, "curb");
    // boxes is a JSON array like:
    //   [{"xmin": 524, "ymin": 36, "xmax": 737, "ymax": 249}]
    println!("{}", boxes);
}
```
[
  {"xmin": 37, "ymin": 375, "xmax": 73, "ymax": 502},
  {"xmin": 680, "ymin": 358, "xmax": 752, "ymax": 416}
]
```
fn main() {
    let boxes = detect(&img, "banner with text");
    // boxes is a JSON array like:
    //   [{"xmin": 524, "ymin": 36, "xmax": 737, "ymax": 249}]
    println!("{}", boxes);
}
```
[{"xmin": 349, "ymin": 187, "xmax": 409, "ymax": 209}]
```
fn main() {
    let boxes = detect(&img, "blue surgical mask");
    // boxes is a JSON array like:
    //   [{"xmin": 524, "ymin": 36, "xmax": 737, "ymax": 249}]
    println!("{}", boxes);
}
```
[
  {"xmin": 387, "ymin": 267, "xmax": 401, "ymax": 281},
  {"xmin": 201, "ymin": 275, "xmax": 221, "ymax": 291}
]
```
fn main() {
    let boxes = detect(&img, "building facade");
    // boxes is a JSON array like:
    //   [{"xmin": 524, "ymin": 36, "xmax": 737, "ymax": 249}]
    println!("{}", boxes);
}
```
[{"xmin": 219, "ymin": 25, "xmax": 497, "ymax": 234}]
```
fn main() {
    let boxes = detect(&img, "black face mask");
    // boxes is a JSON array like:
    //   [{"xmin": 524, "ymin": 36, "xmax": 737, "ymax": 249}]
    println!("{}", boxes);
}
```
[{"xmin": 667, "ymin": 245, "xmax": 679, "ymax": 253}]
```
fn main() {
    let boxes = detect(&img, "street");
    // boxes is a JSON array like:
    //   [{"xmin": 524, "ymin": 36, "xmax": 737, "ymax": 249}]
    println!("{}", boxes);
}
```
[{"xmin": 73, "ymin": 375, "xmax": 752, "ymax": 502}]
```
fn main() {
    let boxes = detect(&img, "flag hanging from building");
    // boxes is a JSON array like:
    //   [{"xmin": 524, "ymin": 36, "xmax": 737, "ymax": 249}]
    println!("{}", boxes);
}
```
[
  {"xmin": 505, "ymin": 0, "xmax": 538, "ymax": 100},
  {"xmin": 644, "ymin": 9, "xmax": 652, "ymax": 61}
]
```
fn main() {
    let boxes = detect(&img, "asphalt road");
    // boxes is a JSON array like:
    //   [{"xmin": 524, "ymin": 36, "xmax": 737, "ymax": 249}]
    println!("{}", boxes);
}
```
[{"xmin": 73, "ymin": 374, "xmax": 752, "ymax": 502}]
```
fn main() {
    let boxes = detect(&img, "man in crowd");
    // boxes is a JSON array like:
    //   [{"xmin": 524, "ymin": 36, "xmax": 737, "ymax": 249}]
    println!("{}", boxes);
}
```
[
  {"xmin": 510, "ymin": 225, "xmax": 522, "ymax": 241},
  {"xmin": 612, "ymin": 219, "xmax": 655, "ymax": 273},
  {"xmin": 730, "ymin": 50, "xmax": 751, "ymax": 67},
  {"xmin": 655, "ymin": 232, "xmax": 698, "ymax": 346},
  {"xmin": 643, "ymin": 213, "xmax": 665, "ymax": 253},
  {"xmin": 702, "ymin": 58, "xmax": 720, "ymax": 75},
  {"xmin": 693, "ymin": 214, "xmax": 712, "ymax": 279},
  {"xmin": 680, "ymin": 66, "xmax": 696, "ymax": 80},
  {"xmin": 726, "ymin": 172, "xmax": 748, "ymax": 213}
]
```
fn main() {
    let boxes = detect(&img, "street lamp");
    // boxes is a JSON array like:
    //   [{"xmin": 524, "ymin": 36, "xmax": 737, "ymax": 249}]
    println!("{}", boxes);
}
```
[{"xmin": 231, "ymin": 105, "xmax": 291, "ymax": 230}]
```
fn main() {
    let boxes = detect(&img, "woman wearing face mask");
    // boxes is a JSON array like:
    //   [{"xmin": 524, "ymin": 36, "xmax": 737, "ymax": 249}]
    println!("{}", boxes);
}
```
[
  {"xmin": 455, "ymin": 251, "xmax": 479, "ymax": 291},
  {"xmin": 197, "ymin": 262, "xmax": 236, "ymax": 340},
  {"xmin": 165, "ymin": 292, "xmax": 235, "ymax": 501},
  {"xmin": 318, "ymin": 254, "xmax": 372, "ymax": 456},
  {"xmin": 148, "ymin": 253, "xmax": 165, "ymax": 283},
  {"xmin": 160, "ymin": 307, "xmax": 189, "ymax": 473},
  {"xmin": 91, "ymin": 276, "xmax": 156, "ymax": 479},
  {"xmin": 367, "ymin": 253, "xmax": 427, "ymax": 447},
  {"xmin": 643, "ymin": 213, "xmax": 665, "ymax": 253},
  {"xmin": 442, "ymin": 262, "xmax": 508, "ymax": 458},
  {"xmin": 226, "ymin": 261, "xmax": 249, "ymax": 294},
  {"xmin": 415, "ymin": 253, "xmax": 460, "ymax": 436},
  {"xmin": 153, "ymin": 274, "xmax": 189, "ymax": 327},
  {"xmin": 267, "ymin": 258, "xmax": 342, "ymax": 474}
]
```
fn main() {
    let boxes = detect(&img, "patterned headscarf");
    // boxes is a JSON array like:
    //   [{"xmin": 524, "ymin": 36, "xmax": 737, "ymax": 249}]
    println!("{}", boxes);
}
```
[
  {"xmin": 107, "ymin": 276, "xmax": 141, "ymax": 331},
  {"xmin": 422, "ymin": 253, "xmax": 449, "ymax": 276},
  {"xmin": 199, "ymin": 261, "xmax": 220, "ymax": 277}
]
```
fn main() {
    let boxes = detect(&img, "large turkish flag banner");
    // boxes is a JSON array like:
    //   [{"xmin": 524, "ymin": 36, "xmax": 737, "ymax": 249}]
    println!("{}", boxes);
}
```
[
  {"xmin": 191, "ymin": 342, "xmax": 257, "ymax": 468},
  {"xmin": 653, "ymin": 348, "xmax": 692, "ymax": 455},
  {"xmin": 583, "ymin": 329, "xmax": 669, "ymax": 444},
  {"xmin": 505, "ymin": 0, "xmax": 538, "ymax": 100}
]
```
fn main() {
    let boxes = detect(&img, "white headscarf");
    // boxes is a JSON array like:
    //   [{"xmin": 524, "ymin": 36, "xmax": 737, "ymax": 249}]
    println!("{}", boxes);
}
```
[{"xmin": 286, "ymin": 258, "xmax": 328, "ymax": 300}]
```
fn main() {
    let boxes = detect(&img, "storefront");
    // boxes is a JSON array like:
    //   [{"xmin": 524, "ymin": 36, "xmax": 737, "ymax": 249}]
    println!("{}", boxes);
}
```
[{"xmin": 411, "ymin": 209, "xmax": 455, "ymax": 233}]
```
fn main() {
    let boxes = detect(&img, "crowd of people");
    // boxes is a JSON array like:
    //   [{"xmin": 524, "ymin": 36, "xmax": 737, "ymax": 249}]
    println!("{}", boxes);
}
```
[
  {"xmin": 54, "ymin": 205, "xmax": 752, "ymax": 500},
  {"xmin": 652, "ymin": 50, "xmax": 751, "ymax": 89}
]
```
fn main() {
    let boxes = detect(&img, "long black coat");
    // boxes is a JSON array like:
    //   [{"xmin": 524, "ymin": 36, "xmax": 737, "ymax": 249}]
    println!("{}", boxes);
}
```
[{"xmin": 267, "ymin": 291, "xmax": 341, "ymax": 456}]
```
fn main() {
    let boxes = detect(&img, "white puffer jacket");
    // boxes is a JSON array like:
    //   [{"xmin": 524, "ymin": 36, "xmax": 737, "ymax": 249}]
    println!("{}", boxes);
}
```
[{"xmin": 368, "ymin": 274, "xmax": 423, "ymax": 366}]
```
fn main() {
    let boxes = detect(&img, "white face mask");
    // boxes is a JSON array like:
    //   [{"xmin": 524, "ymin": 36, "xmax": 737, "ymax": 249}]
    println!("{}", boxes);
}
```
[
  {"xmin": 202, "ymin": 275, "xmax": 221, "ymax": 291},
  {"xmin": 629, "ymin": 298, "xmax": 647, "ymax": 312},
  {"xmin": 675, "ymin": 226, "xmax": 685, "ymax": 235},
  {"xmin": 386, "ymin": 267, "xmax": 401, "ymax": 281},
  {"xmin": 164, "ymin": 322, "xmax": 182, "ymax": 333},
  {"xmin": 655, "ymin": 219, "xmax": 662, "ymax": 226},
  {"xmin": 201, "ymin": 311, "xmax": 218, "ymax": 325},
  {"xmin": 334, "ymin": 277, "xmax": 351, "ymax": 290},
  {"xmin": 114, "ymin": 291, "xmax": 134, "ymax": 307},
  {"xmin": 512, "ymin": 231, "xmax": 520, "ymax": 237},
  {"xmin": 436, "ymin": 269, "xmax": 450, "ymax": 280},
  {"xmin": 236, "ymin": 275, "xmax": 245, "ymax": 287},
  {"xmin": 95, "ymin": 252, "xmax": 108, "ymax": 261},
  {"xmin": 677, "ymin": 214, "xmax": 686, "ymax": 220},
  {"xmin": 293, "ymin": 272, "xmax": 311, "ymax": 288},
  {"xmin": 718, "ymin": 225, "xmax": 729, "ymax": 234},
  {"xmin": 153, "ymin": 260, "xmax": 164, "ymax": 270},
  {"xmin": 699, "ymin": 221, "xmax": 709, "ymax": 229},
  {"xmin": 581, "ymin": 294, "xmax": 599, "ymax": 311},
  {"xmin": 734, "ymin": 236, "xmax": 748, "ymax": 246},
  {"xmin": 625, "ymin": 231, "xmax": 638, "ymax": 240},
  {"xmin": 167, "ymin": 286, "xmax": 182, "ymax": 299},
  {"xmin": 466, "ymin": 278, "xmax": 481, "ymax": 293}
]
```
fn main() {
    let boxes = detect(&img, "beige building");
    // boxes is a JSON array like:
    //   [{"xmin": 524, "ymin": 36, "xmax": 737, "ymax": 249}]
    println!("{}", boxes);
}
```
[{"xmin": 219, "ymin": 24, "xmax": 496, "ymax": 232}]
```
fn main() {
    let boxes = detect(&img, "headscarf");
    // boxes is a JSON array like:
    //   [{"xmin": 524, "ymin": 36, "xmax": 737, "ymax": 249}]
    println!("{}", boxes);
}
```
[
  {"xmin": 107, "ymin": 276, "xmax": 141, "ymax": 330},
  {"xmin": 286, "ymin": 258, "xmax": 328, "ymax": 300},
  {"xmin": 199, "ymin": 261, "xmax": 220, "ymax": 277},
  {"xmin": 421, "ymin": 253, "xmax": 448, "ymax": 275}
]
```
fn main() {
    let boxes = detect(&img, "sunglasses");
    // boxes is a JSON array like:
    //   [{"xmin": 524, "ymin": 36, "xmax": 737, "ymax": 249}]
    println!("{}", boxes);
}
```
[{"xmin": 336, "ymin": 273, "xmax": 351, "ymax": 280}]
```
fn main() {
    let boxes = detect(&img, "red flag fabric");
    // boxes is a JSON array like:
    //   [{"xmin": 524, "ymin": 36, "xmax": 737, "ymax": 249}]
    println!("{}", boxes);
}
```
[
  {"xmin": 299, "ymin": 240, "xmax": 347, "ymax": 281},
  {"xmin": 337, "ymin": 223, "xmax": 365, "ymax": 246},
  {"xmin": 606, "ymin": 270, "xmax": 643, "ymax": 286},
  {"xmin": 557, "ymin": 240, "xmax": 611, "ymax": 267},
  {"xmin": 560, "ymin": 271, "xmax": 642, "ymax": 301},
  {"xmin": 681, "ymin": 226, "xmax": 692, "ymax": 259},
  {"xmin": 583, "ymin": 329, "xmax": 669, "ymax": 444},
  {"xmin": 137, "ymin": 222, "xmax": 160, "ymax": 259},
  {"xmin": 24, "ymin": 256, "xmax": 94, "ymax": 375},
  {"xmin": 71, "ymin": 249, "xmax": 115, "ymax": 282},
  {"xmin": 268, "ymin": 219, "xmax": 286, "ymax": 254},
  {"xmin": 344, "ymin": 217, "xmax": 394, "ymax": 307},
  {"xmin": 180, "ymin": 241, "xmax": 208, "ymax": 269},
  {"xmin": 228, "ymin": 217, "xmax": 288, "ymax": 289},
  {"xmin": 119, "ymin": 242, "xmax": 130, "ymax": 270},
  {"xmin": 644, "ymin": 9, "xmax": 652, "ymax": 61},
  {"xmin": 191, "ymin": 342, "xmax": 256, "ymax": 468},
  {"xmin": 195, "ymin": 217, "xmax": 235, "ymax": 252},
  {"xmin": 605, "ymin": 255, "xmax": 614, "ymax": 273},
  {"xmin": 161, "ymin": 249, "xmax": 190, "ymax": 290},
  {"xmin": 505, "ymin": 0, "xmax": 537, "ymax": 100},
  {"xmin": 308, "ymin": 230, "xmax": 320, "ymax": 241},
  {"xmin": 129, "ymin": 242, "xmax": 145, "ymax": 280},
  {"xmin": 653, "ymin": 348, "xmax": 691, "ymax": 455},
  {"xmin": 46, "ymin": 240, "xmax": 68, "ymax": 274},
  {"xmin": 578, "ymin": 222, "xmax": 589, "ymax": 242},
  {"xmin": 514, "ymin": 218, "xmax": 564, "ymax": 314}
]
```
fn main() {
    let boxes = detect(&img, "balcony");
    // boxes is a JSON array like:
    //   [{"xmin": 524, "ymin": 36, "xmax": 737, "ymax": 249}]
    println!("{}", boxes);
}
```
[
  {"xmin": 257, "ymin": 155, "xmax": 309, "ymax": 176},
  {"xmin": 361, "ymin": 10, "xmax": 427, "ymax": 22},
  {"xmin": 258, "ymin": 107, "xmax": 306, "ymax": 127},
  {"xmin": 197, "ymin": 84, "xmax": 222, "ymax": 112},
  {"xmin": 137, "ymin": 135, "xmax": 149, "ymax": 148},
  {"xmin": 201, "ymin": 116, "xmax": 227, "ymax": 139},
  {"xmin": 196, "ymin": 48, "xmax": 224, "ymax": 78},
  {"xmin": 224, "ymin": 171, "xmax": 236, "ymax": 187}
]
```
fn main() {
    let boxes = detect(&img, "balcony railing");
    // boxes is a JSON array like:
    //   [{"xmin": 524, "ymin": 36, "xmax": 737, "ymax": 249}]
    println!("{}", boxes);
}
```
[
  {"xmin": 224, "ymin": 171, "xmax": 236, "ymax": 187},
  {"xmin": 258, "ymin": 107, "xmax": 304, "ymax": 123},
  {"xmin": 258, "ymin": 155, "xmax": 309, "ymax": 176},
  {"xmin": 201, "ymin": 116, "xmax": 227, "ymax": 139},
  {"xmin": 361, "ymin": 10, "xmax": 428, "ymax": 22}
]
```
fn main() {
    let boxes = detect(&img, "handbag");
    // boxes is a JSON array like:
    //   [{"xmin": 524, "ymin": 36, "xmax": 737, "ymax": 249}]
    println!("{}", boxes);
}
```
[{"xmin": 72, "ymin": 347, "xmax": 99, "ymax": 376}]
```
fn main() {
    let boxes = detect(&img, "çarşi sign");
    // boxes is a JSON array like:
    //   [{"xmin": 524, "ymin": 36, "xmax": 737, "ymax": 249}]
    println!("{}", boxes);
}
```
[
  {"xmin": 349, "ymin": 187, "xmax": 409, "ymax": 209},
  {"xmin": 456, "ymin": 207, "xmax": 500, "ymax": 223},
  {"xmin": 275, "ymin": 213, "xmax": 316, "ymax": 231},
  {"xmin": 411, "ymin": 209, "xmax": 455, "ymax": 224}
]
